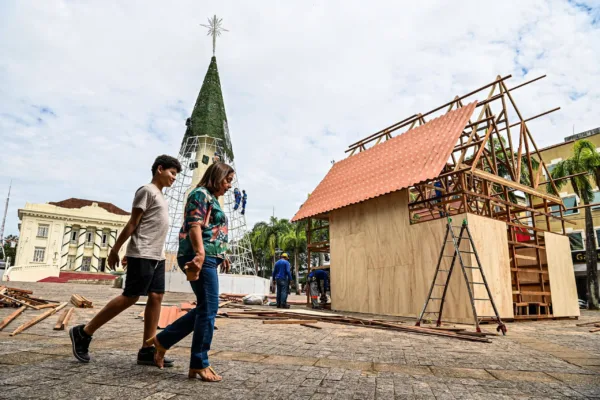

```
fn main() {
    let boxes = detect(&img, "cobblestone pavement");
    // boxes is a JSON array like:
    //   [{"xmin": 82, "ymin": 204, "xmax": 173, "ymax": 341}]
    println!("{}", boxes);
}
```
[{"xmin": 0, "ymin": 282, "xmax": 599, "ymax": 399}]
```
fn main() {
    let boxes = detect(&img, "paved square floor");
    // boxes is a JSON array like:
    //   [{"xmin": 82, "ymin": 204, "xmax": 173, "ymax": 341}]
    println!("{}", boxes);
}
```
[{"xmin": 1, "ymin": 282, "xmax": 599, "ymax": 399}]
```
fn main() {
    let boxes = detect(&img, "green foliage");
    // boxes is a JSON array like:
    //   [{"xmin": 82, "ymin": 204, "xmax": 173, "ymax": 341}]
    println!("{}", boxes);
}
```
[
  {"xmin": 248, "ymin": 217, "xmax": 310, "ymax": 279},
  {"xmin": 548, "ymin": 139, "xmax": 600, "ymax": 309},
  {"xmin": 183, "ymin": 56, "xmax": 233, "ymax": 160},
  {"xmin": 2, "ymin": 234, "xmax": 18, "ymax": 266}
]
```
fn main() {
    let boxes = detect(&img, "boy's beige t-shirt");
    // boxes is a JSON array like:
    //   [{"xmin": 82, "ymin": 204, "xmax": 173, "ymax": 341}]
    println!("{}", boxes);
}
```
[{"xmin": 125, "ymin": 183, "xmax": 169, "ymax": 260}]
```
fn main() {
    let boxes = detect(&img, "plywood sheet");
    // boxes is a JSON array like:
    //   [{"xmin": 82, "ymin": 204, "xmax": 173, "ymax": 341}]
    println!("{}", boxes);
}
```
[
  {"xmin": 466, "ymin": 214, "xmax": 514, "ymax": 319},
  {"xmin": 545, "ymin": 232, "xmax": 580, "ymax": 317}
]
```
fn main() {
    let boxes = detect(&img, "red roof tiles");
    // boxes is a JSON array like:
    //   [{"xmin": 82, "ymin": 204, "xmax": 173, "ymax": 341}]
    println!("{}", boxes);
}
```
[
  {"xmin": 49, "ymin": 198, "xmax": 130, "ymax": 216},
  {"xmin": 292, "ymin": 102, "xmax": 477, "ymax": 221}
]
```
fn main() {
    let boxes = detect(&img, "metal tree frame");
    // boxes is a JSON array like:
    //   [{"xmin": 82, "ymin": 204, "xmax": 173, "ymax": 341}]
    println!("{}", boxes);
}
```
[
  {"xmin": 306, "ymin": 74, "xmax": 575, "ymax": 319},
  {"xmin": 163, "ymin": 135, "xmax": 254, "ymax": 275}
]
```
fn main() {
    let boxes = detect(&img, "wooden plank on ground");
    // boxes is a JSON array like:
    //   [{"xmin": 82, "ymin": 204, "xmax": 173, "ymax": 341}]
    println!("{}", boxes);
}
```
[
  {"xmin": 218, "ymin": 301, "xmax": 233, "ymax": 308},
  {"xmin": 301, "ymin": 323, "xmax": 322, "ymax": 329},
  {"xmin": 62, "ymin": 307, "xmax": 75, "ymax": 329},
  {"xmin": 37, "ymin": 304, "xmax": 58, "ymax": 310},
  {"xmin": 263, "ymin": 320, "xmax": 319, "ymax": 325},
  {"xmin": 576, "ymin": 320, "xmax": 600, "ymax": 327},
  {"xmin": 0, "ymin": 293, "xmax": 39, "ymax": 309},
  {"xmin": 10, "ymin": 302, "xmax": 67, "ymax": 336},
  {"xmin": 71, "ymin": 294, "xmax": 93, "ymax": 308},
  {"xmin": 54, "ymin": 309, "xmax": 69, "ymax": 330},
  {"xmin": 0, "ymin": 306, "xmax": 26, "ymax": 331}
]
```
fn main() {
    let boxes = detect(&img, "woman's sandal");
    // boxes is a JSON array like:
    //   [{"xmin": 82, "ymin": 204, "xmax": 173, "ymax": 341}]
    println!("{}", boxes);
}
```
[
  {"xmin": 188, "ymin": 366, "xmax": 222, "ymax": 382},
  {"xmin": 145, "ymin": 337, "xmax": 167, "ymax": 369}
]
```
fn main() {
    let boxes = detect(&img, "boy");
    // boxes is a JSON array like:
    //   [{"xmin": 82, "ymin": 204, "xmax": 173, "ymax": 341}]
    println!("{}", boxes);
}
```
[{"xmin": 70, "ymin": 155, "xmax": 181, "ymax": 366}]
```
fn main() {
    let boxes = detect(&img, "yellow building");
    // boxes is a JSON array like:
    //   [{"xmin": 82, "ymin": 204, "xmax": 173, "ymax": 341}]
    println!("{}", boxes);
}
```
[
  {"xmin": 14, "ymin": 198, "xmax": 129, "ymax": 273},
  {"xmin": 535, "ymin": 127, "xmax": 600, "ymax": 299}
]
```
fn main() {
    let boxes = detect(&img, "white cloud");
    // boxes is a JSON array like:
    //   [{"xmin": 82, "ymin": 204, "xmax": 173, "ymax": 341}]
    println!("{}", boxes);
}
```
[{"xmin": 1, "ymin": 0, "xmax": 599, "ymax": 236}]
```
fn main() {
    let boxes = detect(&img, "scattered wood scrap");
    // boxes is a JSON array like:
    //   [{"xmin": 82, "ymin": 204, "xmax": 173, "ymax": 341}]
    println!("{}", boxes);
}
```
[
  {"xmin": 0, "ymin": 306, "xmax": 26, "ymax": 331},
  {"xmin": 0, "ymin": 286, "xmax": 54, "ymax": 309},
  {"xmin": 71, "ymin": 294, "xmax": 93, "ymax": 308},
  {"xmin": 10, "ymin": 302, "xmax": 67, "ymax": 336},
  {"xmin": 590, "ymin": 326, "xmax": 600, "ymax": 333},
  {"xmin": 263, "ymin": 319, "xmax": 319, "ymax": 325},
  {"xmin": 576, "ymin": 320, "xmax": 600, "ymax": 327},
  {"xmin": 54, "ymin": 307, "xmax": 75, "ymax": 331},
  {"xmin": 220, "ymin": 309, "xmax": 492, "ymax": 343},
  {"xmin": 301, "ymin": 323, "xmax": 322, "ymax": 329}
]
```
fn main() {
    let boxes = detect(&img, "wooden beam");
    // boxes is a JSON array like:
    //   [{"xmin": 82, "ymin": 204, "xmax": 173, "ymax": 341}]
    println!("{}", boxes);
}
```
[
  {"xmin": 470, "ymin": 169, "xmax": 561, "ymax": 204},
  {"xmin": 10, "ymin": 302, "xmax": 68, "ymax": 336},
  {"xmin": 0, "ymin": 293, "xmax": 39, "ymax": 310},
  {"xmin": 263, "ymin": 320, "xmax": 319, "ymax": 325},
  {"xmin": 0, "ymin": 306, "xmax": 26, "ymax": 331}
]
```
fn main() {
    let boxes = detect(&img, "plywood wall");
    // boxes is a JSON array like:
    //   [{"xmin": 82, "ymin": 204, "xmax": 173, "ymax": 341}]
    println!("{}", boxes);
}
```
[
  {"xmin": 545, "ymin": 232, "xmax": 580, "ymax": 317},
  {"xmin": 329, "ymin": 190, "xmax": 515, "ymax": 323}
]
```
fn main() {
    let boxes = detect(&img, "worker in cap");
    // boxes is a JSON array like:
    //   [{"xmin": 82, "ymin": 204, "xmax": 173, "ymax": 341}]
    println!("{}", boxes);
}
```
[{"xmin": 272, "ymin": 253, "xmax": 292, "ymax": 308}]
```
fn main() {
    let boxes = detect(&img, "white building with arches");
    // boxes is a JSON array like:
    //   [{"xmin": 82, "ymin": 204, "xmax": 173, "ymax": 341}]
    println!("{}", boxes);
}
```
[{"xmin": 13, "ymin": 198, "xmax": 129, "ymax": 276}]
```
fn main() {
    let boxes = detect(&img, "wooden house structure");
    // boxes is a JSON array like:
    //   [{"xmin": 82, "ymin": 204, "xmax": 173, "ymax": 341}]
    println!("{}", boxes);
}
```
[{"xmin": 292, "ymin": 75, "xmax": 580, "ymax": 323}]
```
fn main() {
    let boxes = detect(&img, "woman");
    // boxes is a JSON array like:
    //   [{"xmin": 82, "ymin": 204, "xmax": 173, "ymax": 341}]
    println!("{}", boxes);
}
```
[{"xmin": 146, "ymin": 162, "xmax": 234, "ymax": 382}]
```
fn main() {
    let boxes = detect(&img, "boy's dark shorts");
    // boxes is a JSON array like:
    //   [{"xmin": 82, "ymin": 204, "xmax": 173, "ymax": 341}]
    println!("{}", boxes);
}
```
[{"xmin": 123, "ymin": 257, "xmax": 165, "ymax": 297}]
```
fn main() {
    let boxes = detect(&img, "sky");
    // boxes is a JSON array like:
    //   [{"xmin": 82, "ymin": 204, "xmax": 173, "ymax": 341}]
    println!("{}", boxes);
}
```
[{"xmin": 1, "ymin": 0, "xmax": 600, "ymax": 236}]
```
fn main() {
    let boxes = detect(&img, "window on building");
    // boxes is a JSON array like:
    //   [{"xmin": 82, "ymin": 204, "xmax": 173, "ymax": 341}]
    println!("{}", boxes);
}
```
[
  {"xmin": 99, "ymin": 257, "xmax": 106, "ymax": 272},
  {"xmin": 592, "ymin": 192, "xmax": 600, "ymax": 211},
  {"xmin": 70, "ymin": 230, "xmax": 78, "ymax": 244},
  {"xmin": 33, "ymin": 247, "xmax": 46, "ymax": 262},
  {"xmin": 37, "ymin": 224, "xmax": 49, "ymax": 238},
  {"xmin": 568, "ymin": 232, "xmax": 584, "ymax": 251},
  {"xmin": 551, "ymin": 196, "xmax": 579, "ymax": 216},
  {"xmin": 67, "ymin": 255, "xmax": 76, "ymax": 270},
  {"xmin": 81, "ymin": 257, "xmax": 92, "ymax": 271},
  {"xmin": 85, "ymin": 231, "xmax": 94, "ymax": 246},
  {"xmin": 101, "ymin": 232, "xmax": 108, "ymax": 247}
]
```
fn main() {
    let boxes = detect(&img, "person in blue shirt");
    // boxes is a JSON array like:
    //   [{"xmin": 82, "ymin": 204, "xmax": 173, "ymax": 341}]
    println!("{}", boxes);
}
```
[
  {"xmin": 432, "ymin": 181, "xmax": 446, "ymax": 217},
  {"xmin": 241, "ymin": 190, "xmax": 247, "ymax": 215},
  {"xmin": 233, "ymin": 188, "xmax": 241, "ymax": 211},
  {"xmin": 272, "ymin": 253, "xmax": 292, "ymax": 308},
  {"xmin": 308, "ymin": 269, "xmax": 329, "ymax": 309}
]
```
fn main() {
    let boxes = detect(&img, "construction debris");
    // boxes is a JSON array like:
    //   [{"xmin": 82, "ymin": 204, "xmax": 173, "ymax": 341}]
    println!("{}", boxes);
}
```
[
  {"xmin": 301, "ymin": 323, "xmax": 322, "ymax": 329},
  {"xmin": 576, "ymin": 320, "xmax": 600, "ymax": 327},
  {"xmin": 0, "ymin": 286, "xmax": 53, "ymax": 309},
  {"xmin": 157, "ymin": 306, "xmax": 186, "ymax": 329},
  {"xmin": 10, "ymin": 302, "xmax": 68, "ymax": 336},
  {"xmin": 263, "ymin": 319, "xmax": 319, "ymax": 325},
  {"xmin": 220, "ymin": 309, "xmax": 492, "ymax": 343},
  {"xmin": 0, "ymin": 306, "xmax": 26, "ymax": 331},
  {"xmin": 71, "ymin": 294, "xmax": 93, "ymax": 308},
  {"xmin": 54, "ymin": 307, "xmax": 75, "ymax": 331}
]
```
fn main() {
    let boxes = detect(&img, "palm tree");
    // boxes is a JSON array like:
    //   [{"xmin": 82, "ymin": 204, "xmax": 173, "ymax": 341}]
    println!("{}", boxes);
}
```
[
  {"xmin": 252, "ymin": 217, "xmax": 290, "ymax": 278},
  {"xmin": 281, "ymin": 221, "xmax": 307, "ymax": 294},
  {"xmin": 548, "ymin": 139, "xmax": 600, "ymax": 310}
]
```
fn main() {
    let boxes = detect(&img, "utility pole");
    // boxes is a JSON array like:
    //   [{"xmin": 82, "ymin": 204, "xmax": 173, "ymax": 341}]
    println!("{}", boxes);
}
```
[
  {"xmin": 0, "ymin": 180, "xmax": 11, "ymax": 245},
  {"xmin": 0, "ymin": 180, "xmax": 11, "ymax": 260}
]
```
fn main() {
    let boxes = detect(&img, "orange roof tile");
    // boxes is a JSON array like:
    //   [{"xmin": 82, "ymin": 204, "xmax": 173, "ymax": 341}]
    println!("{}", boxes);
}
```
[{"xmin": 292, "ymin": 102, "xmax": 477, "ymax": 221}]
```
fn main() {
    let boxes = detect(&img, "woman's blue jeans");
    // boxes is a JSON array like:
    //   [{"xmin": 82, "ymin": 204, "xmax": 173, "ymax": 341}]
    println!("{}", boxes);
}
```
[{"xmin": 156, "ymin": 255, "xmax": 220, "ymax": 369}]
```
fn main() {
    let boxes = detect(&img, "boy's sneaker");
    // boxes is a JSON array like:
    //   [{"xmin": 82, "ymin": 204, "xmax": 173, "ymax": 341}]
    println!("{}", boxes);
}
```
[
  {"xmin": 137, "ymin": 346, "xmax": 174, "ymax": 367},
  {"xmin": 69, "ymin": 325, "xmax": 92, "ymax": 363}
]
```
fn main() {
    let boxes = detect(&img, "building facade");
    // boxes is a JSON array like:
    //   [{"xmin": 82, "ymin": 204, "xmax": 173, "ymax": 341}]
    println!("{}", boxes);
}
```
[
  {"xmin": 535, "ymin": 127, "xmax": 600, "ymax": 300},
  {"xmin": 15, "ymin": 199, "xmax": 129, "ymax": 273}
]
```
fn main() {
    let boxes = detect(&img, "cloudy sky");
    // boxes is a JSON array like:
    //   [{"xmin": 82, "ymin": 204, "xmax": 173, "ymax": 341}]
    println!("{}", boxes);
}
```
[{"xmin": 1, "ymin": 0, "xmax": 599, "ymax": 236}]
